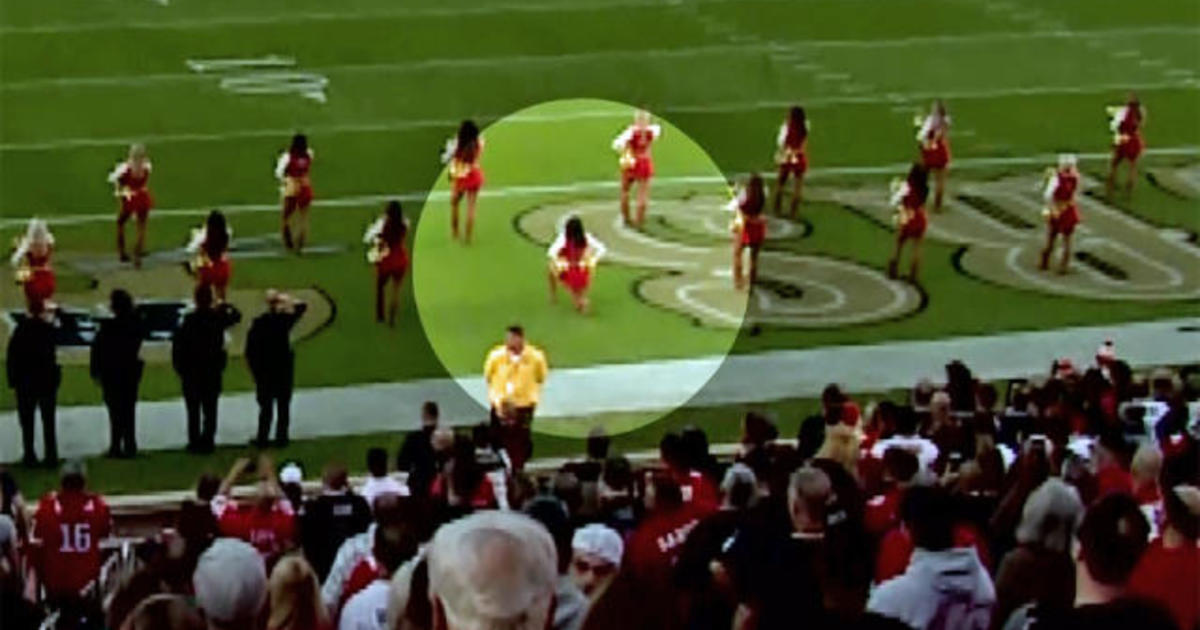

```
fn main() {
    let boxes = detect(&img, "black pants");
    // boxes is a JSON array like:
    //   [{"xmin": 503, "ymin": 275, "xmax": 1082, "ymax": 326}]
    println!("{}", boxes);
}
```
[
  {"xmin": 15, "ymin": 386, "xmax": 58, "ymax": 463},
  {"xmin": 182, "ymin": 377, "xmax": 221, "ymax": 451},
  {"xmin": 489, "ymin": 404, "xmax": 535, "ymax": 471},
  {"xmin": 102, "ymin": 379, "xmax": 139, "ymax": 456},
  {"xmin": 255, "ymin": 382, "xmax": 293, "ymax": 444}
]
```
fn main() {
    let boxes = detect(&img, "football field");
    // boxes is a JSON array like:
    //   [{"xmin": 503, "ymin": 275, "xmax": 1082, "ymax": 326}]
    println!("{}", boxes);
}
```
[{"xmin": 1, "ymin": 0, "xmax": 1198, "ymax": 486}]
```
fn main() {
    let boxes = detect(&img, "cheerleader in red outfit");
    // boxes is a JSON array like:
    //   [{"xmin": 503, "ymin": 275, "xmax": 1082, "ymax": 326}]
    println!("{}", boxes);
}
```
[
  {"xmin": 108, "ymin": 143, "xmax": 153, "ymax": 267},
  {"xmin": 613, "ymin": 110, "xmax": 661, "ymax": 228},
  {"xmin": 1106, "ymin": 93, "xmax": 1145, "ymax": 197},
  {"xmin": 887, "ymin": 163, "xmax": 930, "ymax": 281},
  {"xmin": 915, "ymin": 100, "xmax": 951, "ymax": 212},
  {"xmin": 365, "ymin": 200, "xmax": 410, "ymax": 327},
  {"xmin": 442, "ymin": 120, "xmax": 485, "ymax": 244},
  {"xmin": 547, "ymin": 215, "xmax": 606, "ymax": 314},
  {"xmin": 1041, "ymin": 154, "xmax": 1082, "ymax": 274},
  {"xmin": 276, "ymin": 134, "xmax": 314, "ymax": 253},
  {"xmin": 773, "ymin": 106, "xmax": 809, "ymax": 217},
  {"xmin": 730, "ymin": 173, "xmax": 767, "ymax": 291},
  {"xmin": 10, "ymin": 218, "xmax": 56, "ymax": 313},
  {"xmin": 186, "ymin": 210, "xmax": 232, "ymax": 302}
]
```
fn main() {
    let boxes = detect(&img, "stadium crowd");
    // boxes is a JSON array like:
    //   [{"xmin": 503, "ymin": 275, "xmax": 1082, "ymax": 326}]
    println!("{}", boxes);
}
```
[{"xmin": 0, "ymin": 349, "xmax": 1196, "ymax": 630}]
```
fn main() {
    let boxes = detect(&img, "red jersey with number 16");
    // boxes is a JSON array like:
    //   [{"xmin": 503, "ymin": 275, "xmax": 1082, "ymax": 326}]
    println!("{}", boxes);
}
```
[{"xmin": 34, "ymin": 491, "xmax": 112, "ymax": 597}]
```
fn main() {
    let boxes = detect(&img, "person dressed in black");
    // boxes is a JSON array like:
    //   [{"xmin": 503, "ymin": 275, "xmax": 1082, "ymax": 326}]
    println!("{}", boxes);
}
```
[
  {"xmin": 244, "ymin": 289, "xmax": 306, "ymax": 448},
  {"xmin": 397, "ymin": 401, "xmax": 440, "ymax": 497},
  {"xmin": 301, "ymin": 464, "xmax": 371, "ymax": 581},
  {"xmin": 172, "ymin": 284, "xmax": 241, "ymax": 454},
  {"xmin": 5, "ymin": 302, "xmax": 60, "ymax": 467},
  {"xmin": 89, "ymin": 289, "xmax": 144, "ymax": 458}
]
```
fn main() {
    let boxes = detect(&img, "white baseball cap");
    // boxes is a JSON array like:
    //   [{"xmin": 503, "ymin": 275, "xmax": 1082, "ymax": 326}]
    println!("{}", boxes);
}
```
[{"xmin": 571, "ymin": 523, "xmax": 624, "ymax": 567}]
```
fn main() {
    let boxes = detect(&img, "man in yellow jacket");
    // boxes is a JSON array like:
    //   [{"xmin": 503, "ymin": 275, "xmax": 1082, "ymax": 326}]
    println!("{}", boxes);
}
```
[{"xmin": 484, "ymin": 325, "xmax": 548, "ymax": 471}]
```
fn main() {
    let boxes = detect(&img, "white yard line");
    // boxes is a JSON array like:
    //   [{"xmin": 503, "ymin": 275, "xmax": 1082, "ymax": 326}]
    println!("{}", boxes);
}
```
[
  {"xmin": 0, "ymin": 0, "xmax": 694, "ymax": 34},
  {"xmin": 3, "ymin": 80, "xmax": 1196, "ymax": 153},
  {"xmin": 3, "ymin": 25, "xmax": 1197, "ymax": 92},
  {"xmin": 2, "ymin": 146, "xmax": 1197, "ymax": 229},
  {"xmin": 2, "ymin": 315, "xmax": 1196, "ymax": 462}
]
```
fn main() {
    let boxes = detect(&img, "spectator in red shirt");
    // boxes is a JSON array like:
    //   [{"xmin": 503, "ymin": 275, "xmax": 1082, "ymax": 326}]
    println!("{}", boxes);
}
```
[
  {"xmin": 33, "ymin": 460, "xmax": 112, "ymax": 602},
  {"xmin": 1128, "ymin": 484, "xmax": 1200, "ymax": 630},
  {"xmin": 627, "ymin": 473, "xmax": 701, "ymax": 588},
  {"xmin": 429, "ymin": 435, "xmax": 498, "ymax": 512},
  {"xmin": 864, "ymin": 448, "xmax": 919, "ymax": 537},
  {"xmin": 212, "ymin": 455, "xmax": 296, "ymax": 567},
  {"xmin": 659, "ymin": 433, "xmax": 719, "ymax": 514},
  {"xmin": 1094, "ymin": 433, "xmax": 1135, "ymax": 498}
]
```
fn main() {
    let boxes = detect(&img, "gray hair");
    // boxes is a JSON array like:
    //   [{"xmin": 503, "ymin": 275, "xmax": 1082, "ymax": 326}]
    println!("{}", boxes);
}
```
[
  {"xmin": 1016, "ymin": 478, "xmax": 1085, "ymax": 553},
  {"xmin": 427, "ymin": 511, "xmax": 557, "ymax": 630}
]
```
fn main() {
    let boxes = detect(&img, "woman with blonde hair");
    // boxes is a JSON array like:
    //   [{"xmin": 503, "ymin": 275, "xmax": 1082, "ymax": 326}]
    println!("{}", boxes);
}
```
[
  {"xmin": 815, "ymin": 420, "xmax": 862, "ymax": 480},
  {"xmin": 268, "ymin": 554, "xmax": 331, "ymax": 630}
]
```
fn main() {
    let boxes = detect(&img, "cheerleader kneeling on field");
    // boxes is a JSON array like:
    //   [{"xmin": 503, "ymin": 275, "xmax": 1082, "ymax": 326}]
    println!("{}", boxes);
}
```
[
  {"xmin": 547, "ymin": 215, "xmax": 606, "ymax": 314},
  {"xmin": 365, "ymin": 200, "xmax": 410, "ymax": 327},
  {"xmin": 886, "ymin": 163, "xmax": 931, "ymax": 282},
  {"xmin": 729, "ymin": 173, "xmax": 767, "ymax": 291},
  {"xmin": 185, "ymin": 210, "xmax": 232, "ymax": 302}
]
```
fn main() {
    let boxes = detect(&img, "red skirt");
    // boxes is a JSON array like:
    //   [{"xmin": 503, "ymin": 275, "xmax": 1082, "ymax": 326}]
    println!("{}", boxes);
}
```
[
  {"xmin": 921, "ymin": 141, "xmax": 951, "ymax": 170},
  {"xmin": 23, "ymin": 268, "xmax": 55, "ymax": 304},
  {"xmin": 740, "ymin": 217, "xmax": 767, "ymax": 247},
  {"xmin": 558, "ymin": 265, "xmax": 591, "ymax": 294},
  {"xmin": 376, "ymin": 246, "xmax": 410, "ymax": 280},
  {"xmin": 622, "ymin": 155, "xmax": 654, "ymax": 181},
  {"xmin": 778, "ymin": 153, "xmax": 808, "ymax": 178},
  {"xmin": 284, "ymin": 183, "xmax": 314, "ymax": 209},
  {"xmin": 120, "ymin": 189, "xmax": 153, "ymax": 219},
  {"xmin": 1114, "ymin": 134, "xmax": 1144, "ymax": 161},
  {"xmin": 1050, "ymin": 204, "xmax": 1080, "ymax": 236},
  {"xmin": 453, "ymin": 167, "xmax": 484, "ymax": 194},
  {"xmin": 198, "ymin": 258, "xmax": 232, "ymax": 291},
  {"xmin": 899, "ymin": 209, "xmax": 928, "ymax": 240}
]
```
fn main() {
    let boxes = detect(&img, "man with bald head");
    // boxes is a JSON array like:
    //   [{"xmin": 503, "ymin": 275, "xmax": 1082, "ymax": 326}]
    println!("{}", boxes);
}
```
[{"xmin": 427, "ymin": 510, "xmax": 558, "ymax": 630}]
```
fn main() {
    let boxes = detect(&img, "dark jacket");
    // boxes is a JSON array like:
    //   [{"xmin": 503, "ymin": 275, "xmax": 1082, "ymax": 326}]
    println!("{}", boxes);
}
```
[
  {"xmin": 300, "ymin": 489, "xmax": 371, "ymax": 580},
  {"xmin": 398, "ymin": 426, "xmax": 437, "ymax": 495},
  {"xmin": 244, "ymin": 304, "xmax": 306, "ymax": 386},
  {"xmin": 171, "ymin": 304, "xmax": 241, "ymax": 381},
  {"xmin": 90, "ymin": 314, "xmax": 144, "ymax": 387},
  {"xmin": 6, "ymin": 316, "xmax": 60, "ymax": 391}
]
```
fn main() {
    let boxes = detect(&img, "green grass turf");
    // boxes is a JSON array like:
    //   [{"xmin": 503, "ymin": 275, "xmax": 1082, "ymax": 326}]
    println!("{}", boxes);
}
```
[{"xmin": 1, "ymin": 0, "xmax": 1198, "ymax": 421}]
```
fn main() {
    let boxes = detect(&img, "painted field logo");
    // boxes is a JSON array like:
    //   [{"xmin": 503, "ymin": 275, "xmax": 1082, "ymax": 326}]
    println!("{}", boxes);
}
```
[
  {"xmin": 835, "ymin": 165, "xmax": 1200, "ymax": 301},
  {"xmin": 185, "ymin": 56, "xmax": 329, "ymax": 103},
  {"xmin": 519, "ymin": 195, "xmax": 923, "ymax": 328}
]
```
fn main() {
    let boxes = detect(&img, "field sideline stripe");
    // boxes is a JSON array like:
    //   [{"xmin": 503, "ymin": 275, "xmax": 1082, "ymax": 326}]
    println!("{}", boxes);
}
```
[
  {"xmin": 0, "ymin": 0, "xmax": 696, "ymax": 34},
  {"xmin": 2, "ymin": 146, "xmax": 1195, "ymax": 229},
  {"xmin": 2, "ymin": 80, "xmax": 1196, "ymax": 153},
  {"xmin": 5, "ymin": 25, "xmax": 1197, "ymax": 91}
]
